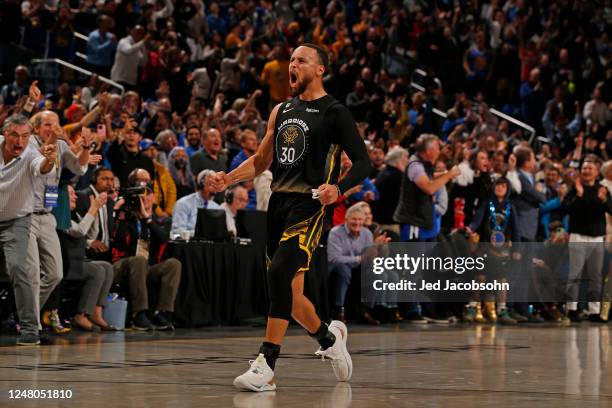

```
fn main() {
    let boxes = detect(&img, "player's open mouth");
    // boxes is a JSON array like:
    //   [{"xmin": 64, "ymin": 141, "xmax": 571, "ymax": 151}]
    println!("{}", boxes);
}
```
[{"xmin": 290, "ymin": 72, "xmax": 298, "ymax": 86}]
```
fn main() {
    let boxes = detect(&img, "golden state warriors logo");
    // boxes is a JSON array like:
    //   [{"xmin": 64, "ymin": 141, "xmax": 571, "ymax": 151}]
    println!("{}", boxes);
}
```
[
  {"xmin": 276, "ymin": 118, "xmax": 309, "ymax": 167},
  {"xmin": 282, "ymin": 126, "xmax": 300, "ymax": 144}
]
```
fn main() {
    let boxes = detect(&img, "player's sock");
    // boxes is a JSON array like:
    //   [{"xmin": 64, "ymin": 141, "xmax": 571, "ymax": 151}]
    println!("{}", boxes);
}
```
[
  {"xmin": 309, "ymin": 322, "xmax": 336, "ymax": 350},
  {"xmin": 258, "ymin": 342, "xmax": 281, "ymax": 370}
]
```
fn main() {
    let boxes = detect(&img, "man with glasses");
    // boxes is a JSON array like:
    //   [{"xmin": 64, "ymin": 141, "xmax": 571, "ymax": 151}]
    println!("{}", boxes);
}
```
[
  {"xmin": 220, "ymin": 184, "xmax": 250, "ymax": 237},
  {"xmin": 0, "ymin": 114, "xmax": 57, "ymax": 345}
]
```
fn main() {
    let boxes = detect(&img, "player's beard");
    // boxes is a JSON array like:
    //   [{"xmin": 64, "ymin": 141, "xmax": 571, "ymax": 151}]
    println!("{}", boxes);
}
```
[{"xmin": 291, "ymin": 75, "xmax": 311, "ymax": 97}]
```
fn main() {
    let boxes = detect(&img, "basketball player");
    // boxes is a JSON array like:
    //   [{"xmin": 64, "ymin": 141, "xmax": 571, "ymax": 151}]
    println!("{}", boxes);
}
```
[{"xmin": 210, "ymin": 43, "xmax": 371, "ymax": 391}]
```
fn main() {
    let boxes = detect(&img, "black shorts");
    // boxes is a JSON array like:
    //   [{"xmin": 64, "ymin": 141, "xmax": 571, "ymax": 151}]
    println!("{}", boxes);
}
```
[{"xmin": 266, "ymin": 192, "xmax": 327, "ymax": 266}]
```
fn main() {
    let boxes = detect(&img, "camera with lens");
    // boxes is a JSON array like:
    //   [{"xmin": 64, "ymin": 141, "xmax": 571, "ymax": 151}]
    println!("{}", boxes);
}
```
[{"xmin": 118, "ymin": 186, "xmax": 147, "ymax": 214}]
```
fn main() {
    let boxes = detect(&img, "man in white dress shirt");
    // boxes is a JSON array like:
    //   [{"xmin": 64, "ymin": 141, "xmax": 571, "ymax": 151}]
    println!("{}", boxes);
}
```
[{"xmin": 0, "ymin": 114, "xmax": 56, "ymax": 345}]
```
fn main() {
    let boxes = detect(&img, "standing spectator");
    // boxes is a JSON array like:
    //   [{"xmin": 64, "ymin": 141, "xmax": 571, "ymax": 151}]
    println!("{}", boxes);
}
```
[
  {"xmin": 520, "ymin": 68, "xmax": 546, "ymax": 128},
  {"xmin": 184, "ymin": 126, "xmax": 203, "ymax": 157},
  {"xmin": 86, "ymin": 15, "xmax": 117, "ymax": 77},
  {"xmin": 510, "ymin": 146, "xmax": 547, "ymax": 322},
  {"xmin": 190, "ymin": 128, "xmax": 227, "ymax": 176},
  {"xmin": 260, "ymin": 44, "xmax": 290, "ymax": 111},
  {"xmin": 393, "ymin": 134, "xmax": 459, "ymax": 241},
  {"xmin": 168, "ymin": 146, "xmax": 196, "ymax": 199},
  {"xmin": 155, "ymin": 129, "xmax": 178, "ymax": 167},
  {"xmin": 562, "ymin": 157, "xmax": 612, "ymax": 322},
  {"xmin": 45, "ymin": 5, "xmax": 75, "ymax": 61},
  {"xmin": 542, "ymin": 100, "xmax": 582, "ymax": 157},
  {"xmin": 0, "ymin": 65, "xmax": 29, "ymax": 106},
  {"xmin": 106, "ymin": 126, "xmax": 155, "ymax": 187},
  {"xmin": 189, "ymin": 67, "xmax": 211, "ymax": 105},
  {"xmin": 372, "ymin": 147, "xmax": 408, "ymax": 232},
  {"xmin": 0, "ymin": 114, "xmax": 56, "ymax": 345},
  {"xmin": 345, "ymin": 80, "xmax": 370, "ymax": 121},
  {"xmin": 230, "ymin": 129, "xmax": 258, "ymax": 171},
  {"xmin": 368, "ymin": 146, "xmax": 385, "ymax": 179},
  {"xmin": 28, "ymin": 110, "xmax": 90, "ymax": 332},
  {"xmin": 111, "ymin": 26, "xmax": 149, "ymax": 89},
  {"xmin": 583, "ymin": 85, "xmax": 611, "ymax": 130},
  {"xmin": 140, "ymin": 139, "xmax": 177, "ymax": 219},
  {"xmin": 463, "ymin": 31, "xmax": 491, "ymax": 96}
]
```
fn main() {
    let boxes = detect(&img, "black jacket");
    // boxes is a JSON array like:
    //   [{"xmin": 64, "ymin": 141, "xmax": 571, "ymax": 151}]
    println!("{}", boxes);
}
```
[{"xmin": 76, "ymin": 186, "xmax": 114, "ymax": 262}]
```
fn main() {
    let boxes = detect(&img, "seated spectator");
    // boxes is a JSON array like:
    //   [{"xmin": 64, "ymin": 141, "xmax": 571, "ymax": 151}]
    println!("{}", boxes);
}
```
[
  {"xmin": 168, "ymin": 146, "xmax": 196, "ymax": 199},
  {"xmin": 171, "ymin": 169, "xmax": 221, "ymax": 236},
  {"xmin": 112, "ymin": 170, "xmax": 181, "ymax": 330},
  {"xmin": 327, "ymin": 204, "xmax": 386, "ymax": 323},
  {"xmin": 140, "ymin": 139, "xmax": 177, "ymax": 219},
  {"xmin": 77, "ymin": 167, "xmax": 116, "ymax": 263},
  {"xmin": 221, "ymin": 185, "xmax": 249, "ymax": 237},
  {"xmin": 63, "ymin": 185, "xmax": 116, "ymax": 331}
]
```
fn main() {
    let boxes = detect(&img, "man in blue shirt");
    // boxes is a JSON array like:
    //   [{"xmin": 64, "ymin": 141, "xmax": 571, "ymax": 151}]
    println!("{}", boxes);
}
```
[
  {"xmin": 327, "ymin": 204, "xmax": 374, "ymax": 322},
  {"xmin": 230, "ymin": 129, "xmax": 258, "ymax": 171},
  {"xmin": 86, "ymin": 15, "xmax": 117, "ymax": 77},
  {"xmin": 171, "ymin": 169, "xmax": 221, "ymax": 236}
]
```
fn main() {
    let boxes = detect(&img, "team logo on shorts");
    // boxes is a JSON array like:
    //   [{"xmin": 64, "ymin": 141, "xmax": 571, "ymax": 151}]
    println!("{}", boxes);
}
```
[{"xmin": 276, "ymin": 118, "xmax": 309, "ymax": 167}]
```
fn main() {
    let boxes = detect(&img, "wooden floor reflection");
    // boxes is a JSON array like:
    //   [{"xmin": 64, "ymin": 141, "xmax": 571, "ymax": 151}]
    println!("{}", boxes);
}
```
[{"xmin": 0, "ymin": 324, "xmax": 610, "ymax": 407}]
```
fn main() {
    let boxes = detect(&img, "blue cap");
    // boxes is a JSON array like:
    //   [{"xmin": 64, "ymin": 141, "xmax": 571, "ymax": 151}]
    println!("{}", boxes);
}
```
[{"xmin": 139, "ymin": 139, "xmax": 159, "ymax": 151}]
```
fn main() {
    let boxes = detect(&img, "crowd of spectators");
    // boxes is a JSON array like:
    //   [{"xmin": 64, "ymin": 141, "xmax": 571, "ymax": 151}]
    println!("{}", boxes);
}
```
[{"xmin": 0, "ymin": 0, "xmax": 611, "ymax": 342}]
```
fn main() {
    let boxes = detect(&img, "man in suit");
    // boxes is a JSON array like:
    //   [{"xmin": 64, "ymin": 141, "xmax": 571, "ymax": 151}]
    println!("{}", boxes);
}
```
[
  {"xmin": 76, "ymin": 166, "xmax": 115, "ymax": 263},
  {"xmin": 511, "ymin": 146, "xmax": 546, "ymax": 322}
]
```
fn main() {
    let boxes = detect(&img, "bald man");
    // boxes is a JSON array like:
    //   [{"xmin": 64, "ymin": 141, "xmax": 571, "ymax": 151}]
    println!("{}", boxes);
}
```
[
  {"xmin": 27, "ymin": 110, "xmax": 92, "ymax": 335},
  {"xmin": 189, "ymin": 128, "xmax": 228, "ymax": 176}
]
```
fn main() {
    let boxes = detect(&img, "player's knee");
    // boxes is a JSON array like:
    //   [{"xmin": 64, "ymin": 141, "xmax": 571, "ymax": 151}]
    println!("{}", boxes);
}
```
[{"xmin": 267, "ymin": 258, "xmax": 294, "ymax": 321}]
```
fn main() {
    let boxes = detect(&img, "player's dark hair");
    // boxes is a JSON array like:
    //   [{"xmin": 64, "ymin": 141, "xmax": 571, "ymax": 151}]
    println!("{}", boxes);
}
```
[{"xmin": 301, "ymin": 43, "xmax": 329, "ymax": 71}]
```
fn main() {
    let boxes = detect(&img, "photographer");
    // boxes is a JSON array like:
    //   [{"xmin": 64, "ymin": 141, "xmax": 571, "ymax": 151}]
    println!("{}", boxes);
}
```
[{"xmin": 111, "ymin": 168, "xmax": 181, "ymax": 331}]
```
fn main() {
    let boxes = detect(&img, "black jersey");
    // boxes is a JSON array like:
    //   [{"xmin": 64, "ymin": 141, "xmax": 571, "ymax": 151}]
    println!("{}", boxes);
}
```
[{"xmin": 270, "ymin": 94, "xmax": 370, "ymax": 194}]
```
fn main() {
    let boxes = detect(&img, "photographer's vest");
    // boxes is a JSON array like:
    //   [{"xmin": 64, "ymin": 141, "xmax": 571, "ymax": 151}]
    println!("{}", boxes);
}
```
[{"xmin": 393, "ymin": 157, "xmax": 435, "ymax": 230}]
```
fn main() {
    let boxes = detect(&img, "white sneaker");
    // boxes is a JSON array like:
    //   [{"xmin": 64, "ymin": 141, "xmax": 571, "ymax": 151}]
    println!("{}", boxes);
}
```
[
  {"xmin": 233, "ymin": 353, "xmax": 277, "ymax": 392},
  {"xmin": 314, "ymin": 320, "xmax": 352, "ymax": 381}
]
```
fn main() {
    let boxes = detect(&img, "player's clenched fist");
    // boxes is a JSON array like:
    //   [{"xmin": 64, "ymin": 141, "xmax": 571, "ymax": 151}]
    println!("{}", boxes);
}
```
[
  {"xmin": 209, "ymin": 171, "xmax": 232, "ymax": 192},
  {"xmin": 316, "ymin": 184, "xmax": 340, "ymax": 205}
]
